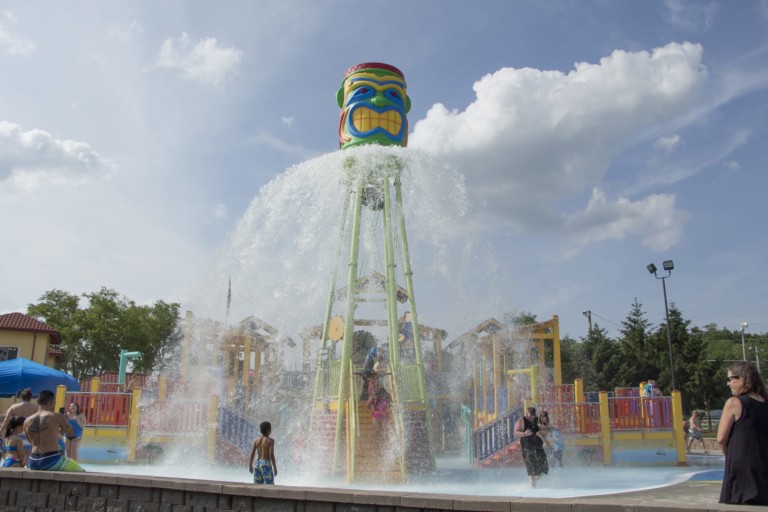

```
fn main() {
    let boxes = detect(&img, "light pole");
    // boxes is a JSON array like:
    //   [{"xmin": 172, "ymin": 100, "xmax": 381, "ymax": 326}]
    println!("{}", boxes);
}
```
[
  {"xmin": 740, "ymin": 322, "xmax": 748, "ymax": 361},
  {"xmin": 583, "ymin": 310, "xmax": 592, "ymax": 338},
  {"xmin": 753, "ymin": 346, "xmax": 761, "ymax": 374},
  {"xmin": 647, "ymin": 260, "xmax": 676, "ymax": 391}
]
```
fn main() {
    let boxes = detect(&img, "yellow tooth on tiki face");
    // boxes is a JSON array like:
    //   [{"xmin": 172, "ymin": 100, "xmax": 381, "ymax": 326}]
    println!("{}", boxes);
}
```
[{"xmin": 352, "ymin": 108, "xmax": 402, "ymax": 134}]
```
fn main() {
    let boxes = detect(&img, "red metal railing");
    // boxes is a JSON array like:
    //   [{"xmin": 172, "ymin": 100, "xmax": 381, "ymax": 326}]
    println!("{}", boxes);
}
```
[
  {"xmin": 65, "ymin": 392, "xmax": 132, "ymax": 427},
  {"xmin": 609, "ymin": 396, "xmax": 672, "ymax": 429},
  {"xmin": 138, "ymin": 399, "xmax": 209, "ymax": 434},
  {"xmin": 537, "ymin": 401, "xmax": 601, "ymax": 435}
]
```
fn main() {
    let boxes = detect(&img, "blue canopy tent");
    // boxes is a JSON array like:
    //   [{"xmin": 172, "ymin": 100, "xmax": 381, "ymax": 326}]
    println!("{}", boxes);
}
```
[{"xmin": 0, "ymin": 358, "xmax": 80, "ymax": 398}]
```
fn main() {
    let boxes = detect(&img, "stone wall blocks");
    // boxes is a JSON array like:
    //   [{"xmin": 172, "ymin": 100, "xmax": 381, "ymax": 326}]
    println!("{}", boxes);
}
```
[
  {"xmin": 304, "ymin": 501, "xmax": 334, "ymax": 512},
  {"xmin": 100, "ymin": 484, "xmax": 121, "ymax": 500},
  {"xmin": 160, "ymin": 489, "xmax": 185, "ymax": 505},
  {"xmin": 129, "ymin": 501, "xmax": 159, "ymax": 512},
  {"xmin": 230, "ymin": 496, "xmax": 253, "ymax": 511},
  {"xmin": 15, "ymin": 491, "xmax": 48, "ymax": 508},
  {"xmin": 78, "ymin": 496, "xmax": 108, "ymax": 512},
  {"xmin": 106, "ymin": 498, "xmax": 130, "ymax": 512},
  {"xmin": 185, "ymin": 492, "xmax": 218, "ymax": 509}
]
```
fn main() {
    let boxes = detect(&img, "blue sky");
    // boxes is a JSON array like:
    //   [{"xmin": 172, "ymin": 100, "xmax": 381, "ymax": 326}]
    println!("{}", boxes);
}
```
[{"xmin": 1, "ymin": 1, "xmax": 767, "ymax": 343}]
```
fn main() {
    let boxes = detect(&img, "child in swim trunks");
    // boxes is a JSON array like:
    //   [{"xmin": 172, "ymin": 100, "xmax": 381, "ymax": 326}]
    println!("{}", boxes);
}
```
[{"xmin": 248, "ymin": 421, "xmax": 277, "ymax": 484}]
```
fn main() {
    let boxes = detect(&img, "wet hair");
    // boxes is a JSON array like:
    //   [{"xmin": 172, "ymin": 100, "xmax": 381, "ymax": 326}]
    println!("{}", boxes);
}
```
[
  {"xmin": 5, "ymin": 416, "xmax": 25, "ymax": 438},
  {"xmin": 375, "ymin": 386, "xmax": 391, "ymax": 401},
  {"xmin": 20, "ymin": 388, "xmax": 33, "ymax": 401},
  {"xmin": 259, "ymin": 421, "xmax": 271, "ymax": 436},
  {"xmin": 37, "ymin": 389, "xmax": 55, "ymax": 406},
  {"xmin": 728, "ymin": 361, "xmax": 767, "ymax": 399}
]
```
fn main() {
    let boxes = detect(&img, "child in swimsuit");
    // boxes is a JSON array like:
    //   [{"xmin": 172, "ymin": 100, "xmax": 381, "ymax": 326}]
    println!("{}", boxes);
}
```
[
  {"xmin": 248, "ymin": 421, "xmax": 277, "ymax": 484},
  {"xmin": 2, "ymin": 417, "xmax": 27, "ymax": 468}
]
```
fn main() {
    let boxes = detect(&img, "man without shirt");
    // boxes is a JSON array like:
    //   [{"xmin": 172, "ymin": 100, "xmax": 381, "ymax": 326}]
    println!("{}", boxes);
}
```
[{"xmin": 23, "ymin": 390, "xmax": 84, "ymax": 472}]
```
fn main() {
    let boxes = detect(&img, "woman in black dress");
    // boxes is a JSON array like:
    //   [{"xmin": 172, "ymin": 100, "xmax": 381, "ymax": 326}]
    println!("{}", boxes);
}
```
[
  {"xmin": 717, "ymin": 361, "xmax": 768, "ymax": 505},
  {"xmin": 514, "ymin": 406, "xmax": 549, "ymax": 487}
]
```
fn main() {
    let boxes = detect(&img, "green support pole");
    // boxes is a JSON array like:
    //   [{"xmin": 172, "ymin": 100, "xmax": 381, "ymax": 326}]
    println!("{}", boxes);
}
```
[
  {"xmin": 332, "ymin": 175, "xmax": 365, "ymax": 477},
  {"xmin": 381, "ymin": 173, "xmax": 400, "ymax": 371},
  {"xmin": 395, "ymin": 175, "xmax": 435, "ymax": 468},
  {"xmin": 313, "ymin": 187, "xmax": 352, "ymax": 405}
]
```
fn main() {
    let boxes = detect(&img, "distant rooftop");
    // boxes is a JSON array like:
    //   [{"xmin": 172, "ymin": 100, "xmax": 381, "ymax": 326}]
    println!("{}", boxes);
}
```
[{"xmin": 0, "ymin": 312, "xmax": 61, "ymax": 344}]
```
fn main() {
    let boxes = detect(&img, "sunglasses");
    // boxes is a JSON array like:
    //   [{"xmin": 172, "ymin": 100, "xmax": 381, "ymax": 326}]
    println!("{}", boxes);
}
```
[{"xmin": 726, "ymin": 375, "xmax": 740, "ymax": 385}]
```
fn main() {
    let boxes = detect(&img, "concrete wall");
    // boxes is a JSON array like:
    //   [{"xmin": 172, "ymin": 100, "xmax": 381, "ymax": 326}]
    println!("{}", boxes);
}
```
[{"xmin": 0, "ymin": 468, "xmax": 570, "ymax": 512}]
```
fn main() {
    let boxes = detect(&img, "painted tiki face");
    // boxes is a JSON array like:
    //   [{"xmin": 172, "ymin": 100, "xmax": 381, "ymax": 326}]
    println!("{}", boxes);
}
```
[{"xmin": 337, "ymin": 62, "xmax": 411, "ymax": 149}]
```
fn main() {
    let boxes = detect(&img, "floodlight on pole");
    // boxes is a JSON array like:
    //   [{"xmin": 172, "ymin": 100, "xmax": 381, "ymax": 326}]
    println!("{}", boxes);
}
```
[
  {"xmin": 647, "ymin": 260, "xmax": 676, "ymax": 391},
  {"xmin": 583, "ymin": 310, "xmax": 592, "ymax": 337},
  {"xmin": 740, "ymin": 322, "xmax": 748, "ymax": 361}
]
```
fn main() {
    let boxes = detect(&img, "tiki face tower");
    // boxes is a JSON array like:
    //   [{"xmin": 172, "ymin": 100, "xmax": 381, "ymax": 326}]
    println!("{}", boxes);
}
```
[
  {"xmin": 312, "ymin": 63, "xmax": 432, "ymax": 483},
  {"xmin": 337, "ymin": 62, "xmax": 411, "ymax": 149}
]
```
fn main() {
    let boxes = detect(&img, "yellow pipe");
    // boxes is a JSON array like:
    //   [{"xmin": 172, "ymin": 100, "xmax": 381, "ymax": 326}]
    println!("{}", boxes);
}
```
[
  {"xmin": 492, "ymin": 337, "xmax": 499, "ymax": 419},
  {"xmin": 598, "ymin": 391, "xmax": 612, "ymax": 465},
  {"xmin": 552, "ymin": 315, "xmax": 562, "ymax": 385},
  {"xmin": 55, "ymin": 385, "xmax": 66, "ymax": 412},
  {"xmin": 158, "ymin": 375, "xmax": 167, "ymax": 400},
  {"xmin": 127, "ymin": 387, "xmax": 142, "ymax": 462},
  {"xmin": 207, "ymin": 394, "xmax": 219, "ymax": 463},
  {"xmin": 671, "ymin": 390, "xmax": 687, "ymax": 465},
  {"xmin": 575, "ymin": 378, "xmax": 585, "ymax": 433}
]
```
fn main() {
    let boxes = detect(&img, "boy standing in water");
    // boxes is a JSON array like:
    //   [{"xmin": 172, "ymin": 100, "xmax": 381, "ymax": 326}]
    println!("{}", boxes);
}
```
[{"xmin": 249, "ymin": 421, "xmax": 277, "ymax": 484}]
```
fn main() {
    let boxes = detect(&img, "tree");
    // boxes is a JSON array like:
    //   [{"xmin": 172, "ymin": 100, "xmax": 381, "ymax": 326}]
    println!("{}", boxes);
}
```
[
  {"xmin": 615, "ymin": 299, "xmax": 660, "ymax": 388},
  {"xmin": 27, "ymin": 287, "xmax": 181, "ymax": 380},
  {"xmin": 503, "ymin": 311, "xmax": 537, "ymax": 327},
  {"xmin": 587, "ymin": 325, "xmax": 622, "ymax": 391}
]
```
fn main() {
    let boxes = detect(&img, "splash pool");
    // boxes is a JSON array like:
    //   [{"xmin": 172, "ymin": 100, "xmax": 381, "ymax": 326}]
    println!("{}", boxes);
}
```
[{"xmin": 79, "ymin": 456, "xmax": 723, "ymax": 499}]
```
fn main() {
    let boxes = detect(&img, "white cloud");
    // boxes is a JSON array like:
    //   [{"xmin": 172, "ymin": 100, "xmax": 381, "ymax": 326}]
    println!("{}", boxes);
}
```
[
  {"xmin": 653, "ymin": 134, "xmax": 682, "ymax": 153},
  {"xmin": 248, "ymin": 129, "xmax": 317, "ymax": 161},
  {"xmin": 107, "ymin": 20, "xmax": 144, "ymax": 43},
  {"xmin": 562, "ymin": 188, "xmax": 689, "ymax": 255},
  {"xmin": 0, "ymin": 121, "xmax": 114, "ymax": 190},
  {"xmin": 723, "ymin": 160, "xmax": 741, "ymax": 174},
  {"xmin": 281, "ymin": 116, "xmax": 295, "ymax": 126},
  {"xmin": 150, "ymin": 33, "xmax": 243, "ymax": 88},
  {"xmin": 664, "ymin": 0, "xmax": 719, "ymax": 32},
  {"xmin": 0, "ymin": 12, "xmax": 35, "ymax": 56},
  {"xmin": 410, "ymin": 42, "xmax": 706, "ymax": 248},
  {"xmin": 213, "ymin": 203, "xmax": 228, "ymax": 219}
]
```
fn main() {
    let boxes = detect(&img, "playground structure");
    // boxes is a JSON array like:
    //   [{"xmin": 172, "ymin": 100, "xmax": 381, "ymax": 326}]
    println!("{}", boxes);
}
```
[
  {"xmin": 53, "ymin": 310, "xmax": 686, "ymax": 469},
  {"xmin": 448, "ymin": 315, "xmax": 687, "ymax": 467}
]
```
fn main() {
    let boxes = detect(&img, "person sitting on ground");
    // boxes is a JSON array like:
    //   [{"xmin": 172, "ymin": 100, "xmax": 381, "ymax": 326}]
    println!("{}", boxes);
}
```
[
  {"xmin": 2, "ymin": 417, "xmax": 27, "ymax": 468},
  {"xmin": 248, "ymin": 421, "xmax": 277, "ymax": 485},
  {"xmin": 23, "ymin": 390, "xmax": 84, "ymax": 472},
  {"xmin": 686, "ymin": 410, "xmax": 707, "ymax": 454}
]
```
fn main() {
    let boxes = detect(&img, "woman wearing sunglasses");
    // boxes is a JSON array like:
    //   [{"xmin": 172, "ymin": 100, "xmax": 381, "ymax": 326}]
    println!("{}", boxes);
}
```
[{"xmin": 717, "ymin": 361, "xmax": 768, "ymax": 505}]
